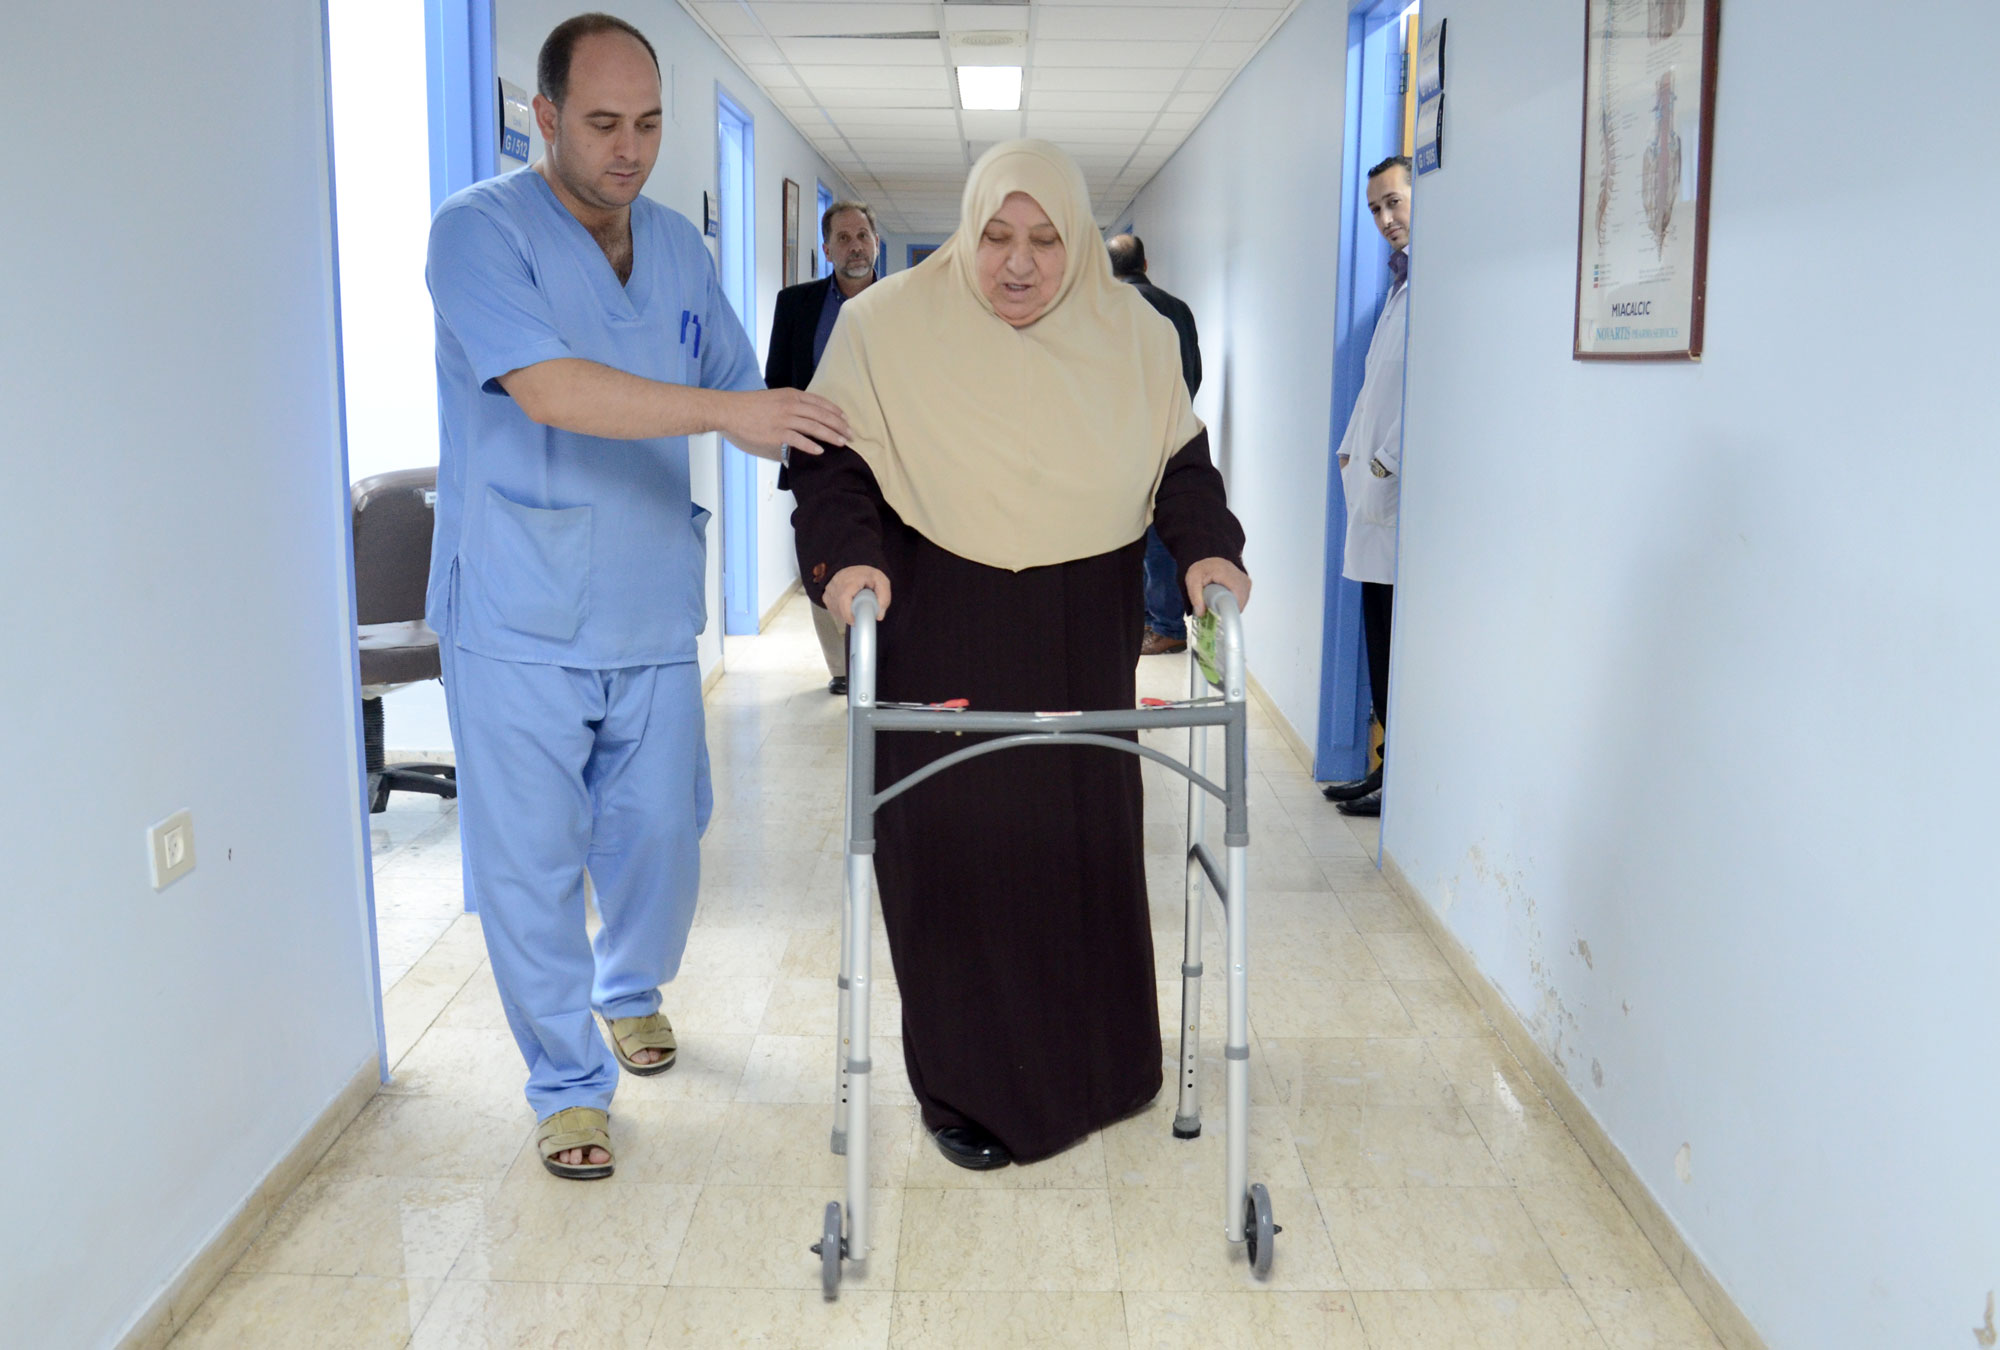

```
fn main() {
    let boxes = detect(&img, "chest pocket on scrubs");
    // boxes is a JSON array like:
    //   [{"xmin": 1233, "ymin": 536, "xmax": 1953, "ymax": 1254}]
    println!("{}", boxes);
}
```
[{"xmin": 481, "ymin": 486, "xmax": 592, "ymax": 641}]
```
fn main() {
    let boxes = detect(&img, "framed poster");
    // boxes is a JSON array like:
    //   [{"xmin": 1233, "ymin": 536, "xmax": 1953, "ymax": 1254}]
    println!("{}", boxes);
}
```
[
  {"xmin": 906, "ymin": 243, "xmax": 939, "ymax": 269},
  {"xmin": 1574, "ymin": 0, "xmax": 1721, "ymax": 361},
  {"xmin": 781, "ymin": 178, "xmax": 802, "ymax": 286},
  {"xmin": 1413, "ymin": 19, "xmax": 1444, "ymax": 175}
]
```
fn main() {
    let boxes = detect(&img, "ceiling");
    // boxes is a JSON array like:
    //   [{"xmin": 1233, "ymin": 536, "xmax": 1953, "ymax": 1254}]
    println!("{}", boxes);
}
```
[{"xmin": 674, "ymin": 1, "xmax": 1303, "ymax": 234}]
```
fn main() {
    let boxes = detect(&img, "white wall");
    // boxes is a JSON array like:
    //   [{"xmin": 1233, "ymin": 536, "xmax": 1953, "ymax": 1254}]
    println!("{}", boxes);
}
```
[
  {"xmin": 0, "ymin": 2, "xmax": 379, "ymax": 1344},
  {"xmin": 496, "ymin": 1, "xmax": 858, "ymax": 639},
  {"xmin": 1122, "ymin": 0, "xmax": 1348, "ymax": 745},
  {"xmin": 331, "ymin": 0, "xmax": 453, "ymax": 751},
  {"xmin": 1387, "ymin": 1, "xmax": 2000, "ymax": 1344},
  {"xmin": 881, "ymin": 232, "xmax": 947, "ymax": 272}
]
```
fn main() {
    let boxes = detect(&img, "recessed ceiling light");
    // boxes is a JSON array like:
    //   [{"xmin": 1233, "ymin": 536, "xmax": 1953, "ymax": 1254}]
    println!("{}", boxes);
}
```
[{"xmin": 956, "ymin": 65, "xmax": 1023, "ymax": 112}]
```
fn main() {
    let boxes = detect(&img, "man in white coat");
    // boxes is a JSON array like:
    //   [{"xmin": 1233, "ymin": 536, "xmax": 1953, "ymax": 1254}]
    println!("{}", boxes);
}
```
[{"xmin": 1322, "ymin": 155, "xmax": 1411, "ymax": 817}]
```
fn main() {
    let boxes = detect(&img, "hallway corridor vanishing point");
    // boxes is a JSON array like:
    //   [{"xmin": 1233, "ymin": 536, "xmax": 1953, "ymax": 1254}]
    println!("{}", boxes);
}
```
[{"xmin": 170, "ymin": 594, "xmax": 1726, "ymax": 1348}]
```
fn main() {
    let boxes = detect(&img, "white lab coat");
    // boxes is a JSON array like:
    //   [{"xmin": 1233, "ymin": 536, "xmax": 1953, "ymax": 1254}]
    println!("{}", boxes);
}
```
[{"xmin": 1337, "ymin": 256, "xmax": 1408, "ymax": 585}]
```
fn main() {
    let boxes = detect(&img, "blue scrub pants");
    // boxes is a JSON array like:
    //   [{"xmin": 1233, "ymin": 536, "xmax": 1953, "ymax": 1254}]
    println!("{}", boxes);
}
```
[
  {"xmin": 439, "ymin": 643, "xmax": 711, "ymax": 1120},
  {"xmin": 1142, "ymin": 526, "xmax": 1185, "ymax": 640}
]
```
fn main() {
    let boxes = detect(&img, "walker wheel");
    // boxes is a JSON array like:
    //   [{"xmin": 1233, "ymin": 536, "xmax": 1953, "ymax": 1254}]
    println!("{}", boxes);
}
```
[
  {"xmin": 1243, "ymin": 1183, "xmax": 1278, "ymax": 1279},
  {"xmin": 810, "ymin": 1201, "xmax": 843, "ymax": 1300}
]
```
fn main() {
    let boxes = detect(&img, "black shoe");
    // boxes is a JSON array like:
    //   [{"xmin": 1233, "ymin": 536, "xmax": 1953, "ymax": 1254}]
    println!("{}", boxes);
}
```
[
  {"xmin": 828, "ymin": 676, "xmax": 848, "ymax": 696},
  {"xmin": 1320, "ymin": 766, "xmax": 1383, "ymax": 802},
  {"xmin": 1336, "ymin": 788, "xmax": 1382, "ymax": 817},
  {"xmin": 933, "ymin": 1124, "xmax": 1012, "ymax": 1170}
]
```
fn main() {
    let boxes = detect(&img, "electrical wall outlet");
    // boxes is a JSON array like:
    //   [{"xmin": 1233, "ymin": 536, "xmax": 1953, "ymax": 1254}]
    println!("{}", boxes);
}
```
[{"xmin": 148, "ymin": 809, "xmax": 196, "ymax": 890}]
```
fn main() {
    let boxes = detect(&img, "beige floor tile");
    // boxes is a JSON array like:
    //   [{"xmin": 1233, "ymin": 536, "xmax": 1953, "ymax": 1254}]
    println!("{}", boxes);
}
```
[
  {"xmin": 650, "ymin": 1287, "xmax": 893, "ymax": 1347},
  {"xmin": 167, "ymin": 1272, "xmax": 435, "ymax": 1349},
  {"xmin": 1319, "ymin": 1188, "xmax": 1565, "ymax": 1291},
  {"xmin": 778, "ymin": 925, "xmax": 898, "ymax": 981},
  {"xmin": 1262, "ymin": 1038, "xmax": 1460, "ymax": 1117},
  {"xmin": 676, "ymin": 923, "xmax": 794, "ymax": 979},
  {"xmin": 1100, "ymin": 1091, "xmax": 1309, "ymax": 1192},
  {"xmin": 610, "ymin": 1032, "xmax": 756, "ymax": 1104},
  {"xmin": 700, "ymin": 812, "xmax": 835, "ymax": 853},
  {"xmin": 700, "ymin": 845, "xmax": 822, "ymax": 892},
  {"xmin": 736, "ymin": 1033, "xmax": 914, "ymax": 1106},
  {"xmin": 316, "ymin": 1093, "xmax": 530, "ymax": 1182},
  {"xmin": 449, "ymin": 1156, "xmax": 699, "ymax": 1284},
  {"xmin": 1292, "ymin": 1102, "xmax": 1509, "ymax": 1189},
  {"xmin": 892, "ymin": 1291, "xmax": 1129, "ymax": 1348},
  {"xmin": 1250, "ymin": 979, "xmax": 1416, "ymax": 1039},
  {"xmin": 235, "ymin": 1173, "xmax": 485, "ymax": 1280},
  {"xmin": 382, "ymin": 963, "xmax": 476, "ymax": 1068},
  {"xmin": 603, "ymin": 1099, "xmax": 729, "ymax": 1184},
  {"xmin": 671, "ymin": 1184, "xmax": 902, "ymax": 1290},
  {"xmin": 763, "ymin": 974, "xmax": 903, "ymax": 1036},
  {"xmin": 707, "ymin": 1101, "xmax": 919, "ymax": 1187},
  {"xmin": 1320, "ymin": 857, "xmax": 1390, "ymax": 892},
  {"xmin": 373, "ymin": 873, "xmax": 468, "ymax": 921},
  {"xmin": 694, "ymin": 881, "xmax": 847, "ymax": 928},
  {"xmin": 431, "ymin": 965, "xmax": 508, "ymax": 1030},
  {"xmin": 897, "ymin": 1189, "xmax": 1121, "ymax": 1292},
  {"xmin": 1255, "ymin": 924, "xmax": 1383, "ymax": 983},
  {"xmin": 1359, "ymin": 931, "xmax": 1457, "ymax": 982},
  {"xmin": 905, "ymin": 1120, "xmax": 1109, "ymax": 1189},
  {"xmin": 1517, "ymin": 1183, "xmax": 1678, "ymax": 1292},
  {"xmin": 1337, "ymin": 891, "xmax": 1418, "ymax": 932},
  {"xmin": 1390, "ymin": 981, "xmax": 1491, "ymax": 1037},
  {"xmin": 1576, "ymin": 1285, "xmax": 1725, "ymax": 1348},
  {"xmin": 379, "ymin": 1026, "xmax": 527, "ymax": 1109},
  {"xmin": 654, "ymin": 973, "xmax": 775, "ymax": 1035},
  {"xmin": 1123, "ymin": 1290, "xmax": 1370, "ymax": 1348},
  {"xmin": 1430, "ymin": 1038, "xmax": 1604, "ymax": 1187},
  {"xmin": 1353, "ymin": 1289, "xmax": 1608, "ymax": 1348},
  {"xmin": 409, "ymin": 1279, "xmax": 665, "ymax": 1349},
  {"xmin": 1109, "ymin": 1185, "xmax": 1344, "ymax": 1292}
]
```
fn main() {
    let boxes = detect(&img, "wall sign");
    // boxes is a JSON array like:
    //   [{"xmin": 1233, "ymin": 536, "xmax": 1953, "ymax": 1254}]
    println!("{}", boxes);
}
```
[
  {"xmin": 1574, "ymin": 0, "xmax": 1722, "ymax": 361},
  {"xmin": 498, "ymin": 79, "xmax": 531, "ymax": 169},
  {"xmin": 703, "ymin": 190, "xmax": 719, "ymax": 238},
  {"xmin": 1414, "ymin": 19, "xmax": 1445, "ymax": 175}
]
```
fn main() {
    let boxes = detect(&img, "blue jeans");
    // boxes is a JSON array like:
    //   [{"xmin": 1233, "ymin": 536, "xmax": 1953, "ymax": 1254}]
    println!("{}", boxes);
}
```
[{"xmin": 1142, "ymin": 526, "xmax": 1185, "ymax": 640}]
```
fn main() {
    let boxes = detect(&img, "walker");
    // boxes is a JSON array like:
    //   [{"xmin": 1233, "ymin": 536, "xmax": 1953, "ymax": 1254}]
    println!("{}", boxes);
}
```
[{"xmin": 810, "ymin": 584, "xmax": 1274, "ymax": 1297}]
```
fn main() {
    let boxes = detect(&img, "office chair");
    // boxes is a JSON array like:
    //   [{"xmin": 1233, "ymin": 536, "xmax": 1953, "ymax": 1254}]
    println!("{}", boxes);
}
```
[{"xmin": 353, "ymin": 467, "xmax": 457, "ymax": 813}]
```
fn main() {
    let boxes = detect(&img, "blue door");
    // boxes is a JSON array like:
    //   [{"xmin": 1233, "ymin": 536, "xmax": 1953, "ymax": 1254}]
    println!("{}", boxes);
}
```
[
  {"xmin": 1315, "ymin": 0, "xmax": 1416, "ymax": 781},
  {"xmin": 716, "ymin": 88, "xmax": 759, "ymax": 634}
]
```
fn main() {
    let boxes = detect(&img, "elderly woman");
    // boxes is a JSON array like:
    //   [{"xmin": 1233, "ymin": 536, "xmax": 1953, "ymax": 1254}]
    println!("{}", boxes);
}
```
[{"xmin": 790, "ymin": 141, "xmax": 1250, "ymax": 1169}]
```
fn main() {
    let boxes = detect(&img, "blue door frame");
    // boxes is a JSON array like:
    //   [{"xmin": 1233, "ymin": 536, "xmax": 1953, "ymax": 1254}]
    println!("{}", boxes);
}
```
[
  {"xmin": 1314, "ymin": 0, "xmax": 1412, "ymax": 781},
  {"xmin": 425, "ymin": 0, "xmax": 496, "ymax": 211},
  {"xmin": 716, "ymin": 88, "xmax": 759, "ymax": 634}
]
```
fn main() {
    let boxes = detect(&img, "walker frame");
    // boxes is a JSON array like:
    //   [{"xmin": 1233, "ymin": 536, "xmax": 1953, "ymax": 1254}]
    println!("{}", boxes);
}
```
[{"xmin": 810, "ymin": 584, "xmax": 1275, "ymax": 1297}]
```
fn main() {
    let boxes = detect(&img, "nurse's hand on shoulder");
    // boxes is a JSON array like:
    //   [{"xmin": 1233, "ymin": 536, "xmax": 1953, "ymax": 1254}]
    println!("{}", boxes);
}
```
[
  {"xmin": 824, "ymin": 566, "xmax": 891, "ymax": 626},
  {"xmin": 720, "ymin": 389, "xmax": 849, "ymax": 458},
  {"xmin": 1185, "ymin": 558, "xmax": 1252, "ymax": 617}
]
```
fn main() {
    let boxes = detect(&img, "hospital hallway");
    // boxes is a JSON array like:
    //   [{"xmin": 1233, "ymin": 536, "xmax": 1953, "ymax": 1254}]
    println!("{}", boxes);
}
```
[
  {"xmin": 14, "ymin": 0, "xmax": 2000, "ymax": 1345},
  {"xmin": 154, "ymin": 595, "xmax": 1723, "ymax": 1347}
]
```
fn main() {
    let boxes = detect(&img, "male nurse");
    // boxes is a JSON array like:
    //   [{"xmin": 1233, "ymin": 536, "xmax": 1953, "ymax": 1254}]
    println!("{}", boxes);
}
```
[{"xmin": 425, "ymin": 12, "xmax": 847, "ymax": 1179}]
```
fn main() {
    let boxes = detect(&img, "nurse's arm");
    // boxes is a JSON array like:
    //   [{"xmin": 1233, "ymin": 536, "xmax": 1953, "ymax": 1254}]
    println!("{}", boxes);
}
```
[{"xmin": 497, "ymin": 357, "xmax": 848, "ymax": 459}]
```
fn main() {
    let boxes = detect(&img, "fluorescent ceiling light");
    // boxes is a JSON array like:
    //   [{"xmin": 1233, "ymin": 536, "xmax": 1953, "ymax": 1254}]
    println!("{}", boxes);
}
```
[{"xmin": 956, "ymin": 65, "xmax": 1023, "ymax": 111}]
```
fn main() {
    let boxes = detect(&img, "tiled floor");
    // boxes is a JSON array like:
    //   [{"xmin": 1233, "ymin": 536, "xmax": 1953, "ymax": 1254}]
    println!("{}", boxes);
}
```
[{"xmin": 171, "ymin": 595, "xmax": 1726, "ymax": 1348}]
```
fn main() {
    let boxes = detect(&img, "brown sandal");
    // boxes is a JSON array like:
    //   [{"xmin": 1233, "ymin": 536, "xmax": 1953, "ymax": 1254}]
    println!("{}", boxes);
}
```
[
  {"xmin": 536, "ymin": 1106, "xmax": 613, "ymax": 1180},
  {"xmin": 604, "ymin": 1011, "xmax": 678, "ymax": 1076}
]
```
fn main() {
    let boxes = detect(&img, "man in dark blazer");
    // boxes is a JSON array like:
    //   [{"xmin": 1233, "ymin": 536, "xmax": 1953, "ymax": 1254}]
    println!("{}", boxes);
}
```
[
  {"xmin": 767, "ymin": 199, "xmax": 880, "ymax": 694},
  {"xmin": 1108, "ymin": 233, "xmax": 1204, "ymax": 657}
]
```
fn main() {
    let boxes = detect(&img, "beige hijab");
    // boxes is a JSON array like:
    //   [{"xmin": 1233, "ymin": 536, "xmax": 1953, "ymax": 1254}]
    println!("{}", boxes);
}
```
[{"xmin": 806, "ymin": 140, "xmax": 1202, "ymax": 572}]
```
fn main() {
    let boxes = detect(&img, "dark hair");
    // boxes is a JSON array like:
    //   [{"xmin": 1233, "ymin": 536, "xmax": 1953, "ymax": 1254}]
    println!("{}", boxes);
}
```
[
  {"xmin": 821, "ymin": 200, "xmax": 878, "ymax": 240},
  {"xmin": 1106, "ymin": 233, "xmax": 1147, "ymax": 277},
  {"xmin": 538, "ymin": 13, "xmax": 660, "ymax": 107},
  {"xmin": 1367, "ymin": 154, "xmax": 1413, "ymax": 182}
]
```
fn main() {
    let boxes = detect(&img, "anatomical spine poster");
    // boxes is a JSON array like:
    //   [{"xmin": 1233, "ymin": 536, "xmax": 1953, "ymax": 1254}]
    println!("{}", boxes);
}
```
[{"xmin": 1574, "ymin": 0, "xmax": 1721, "ymax": 360}]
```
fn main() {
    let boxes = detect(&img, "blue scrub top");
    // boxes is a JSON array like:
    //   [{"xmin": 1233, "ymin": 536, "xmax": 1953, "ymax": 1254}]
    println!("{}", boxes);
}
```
[{"xmin": 425, "ymin": 168, "xmax": 763, "ymax": 669}]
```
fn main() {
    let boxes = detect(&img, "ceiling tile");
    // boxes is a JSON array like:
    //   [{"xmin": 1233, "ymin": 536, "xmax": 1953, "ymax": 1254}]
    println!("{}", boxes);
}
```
[
  {"xmin": 1027, "ymin": 90, "xmax": 1166, "ymax": 113},
  {"xmin": 1035, "ymin": 8, "xmax": 1224, "ymax": 43},
  {"xmin": 1032, "ymin": 67, "xmax": 1183, "ymax": 94},
  {"xmin": 1032, "ymin": 39, "xmax": 1196, "ymax": 68}
]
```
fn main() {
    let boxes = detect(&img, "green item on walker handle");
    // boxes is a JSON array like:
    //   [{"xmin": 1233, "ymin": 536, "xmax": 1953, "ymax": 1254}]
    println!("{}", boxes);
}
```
[{"xmin": 1193, "ymin": 607, "xmax": 1223, "ymax": 689}]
